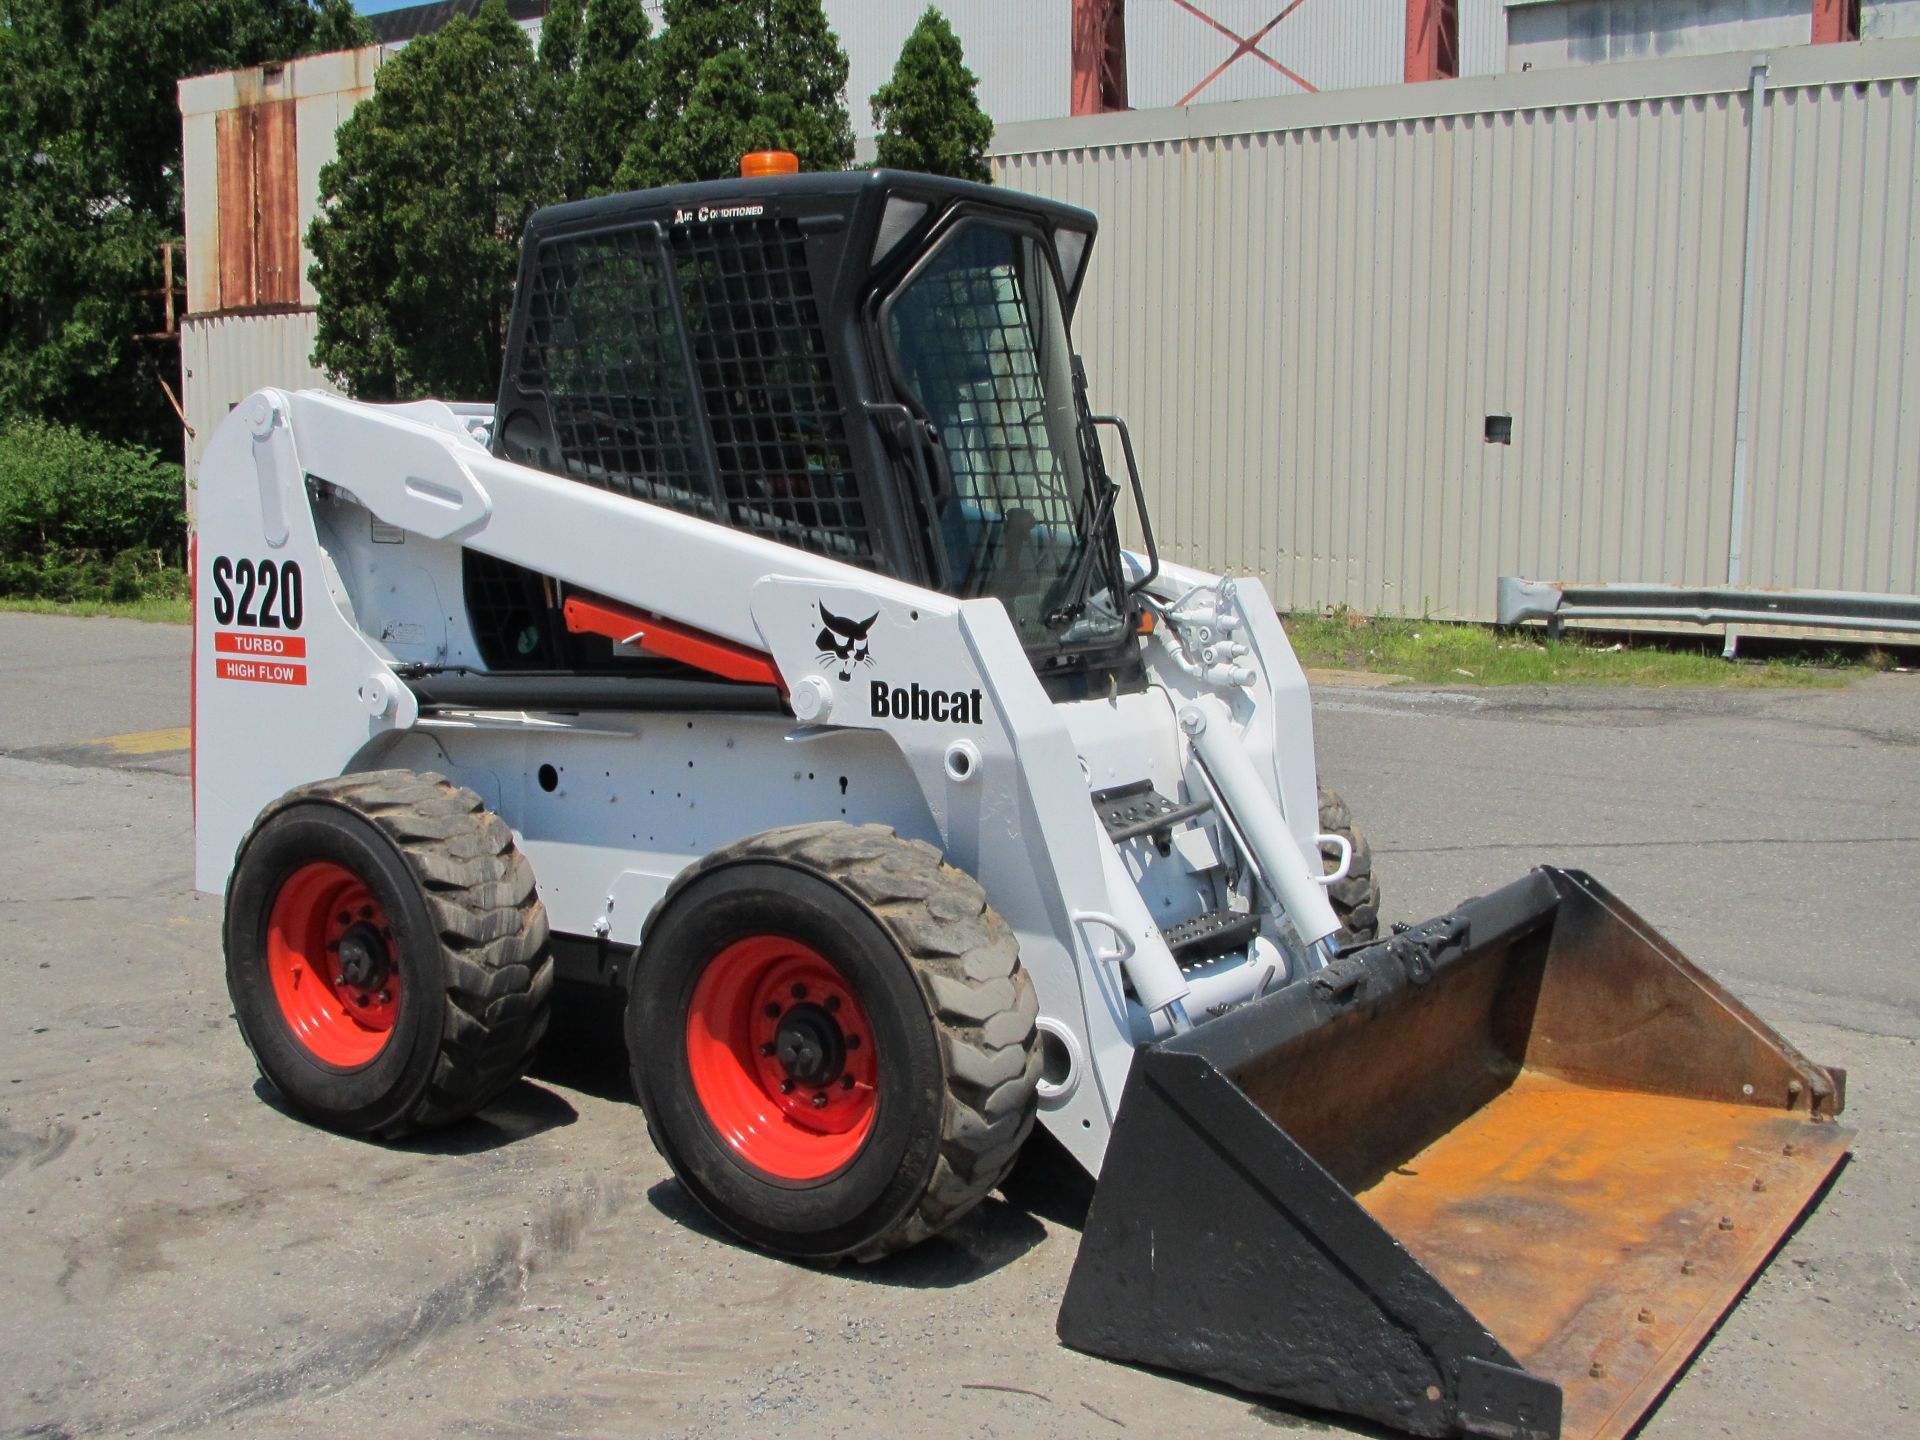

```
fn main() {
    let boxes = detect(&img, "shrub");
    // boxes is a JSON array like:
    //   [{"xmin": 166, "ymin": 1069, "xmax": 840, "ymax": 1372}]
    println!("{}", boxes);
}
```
[{"xmin": 0, "ymin": 418, "xmax": 187, "ymax": 600}]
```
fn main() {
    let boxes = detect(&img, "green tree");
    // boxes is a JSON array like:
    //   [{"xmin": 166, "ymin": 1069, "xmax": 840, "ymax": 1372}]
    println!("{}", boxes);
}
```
[
  {"xmin": 871, "ymin": 7, "xmax": 993, "ymax": 183},
  {"xmin": 561, "ymin": 0, "xmax": 655, "ymax": 198},
  {"xmin": 0, "ymin": 0, "xmax": 371, "ymax": 452},
  {"xmin": 619, "ymin": 0, "xmax": 854, "ymax": 188},
  {"xmin": 537, "ymin": 0, "xmax": 583, "ymax": 87},
  {"xmin": 307, "ymin": 0, "xmax": 558, "ymax": 401}
]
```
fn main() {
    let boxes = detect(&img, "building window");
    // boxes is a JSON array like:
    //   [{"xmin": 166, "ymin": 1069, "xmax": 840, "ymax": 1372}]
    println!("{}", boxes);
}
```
[{"xmin": 1406, "ymin": 0, "xmax": 1460, "ymax": 83}]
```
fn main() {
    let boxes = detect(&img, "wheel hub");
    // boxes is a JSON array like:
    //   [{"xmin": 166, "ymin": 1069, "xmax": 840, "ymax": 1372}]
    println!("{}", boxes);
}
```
[
  {"xmin": 773, "ymin": 1003, "xmax": 846, "ymax": 1087},
  {"xmin": 335, "ymin": 921, "xmax": 391, "ymax": 992}
]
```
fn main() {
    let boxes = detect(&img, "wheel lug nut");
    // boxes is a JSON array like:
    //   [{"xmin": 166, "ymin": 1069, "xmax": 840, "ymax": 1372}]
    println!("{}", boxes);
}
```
[
  {"xmin": 824, "ymin": 995, "xmax": 840, "ymax": 1013},
  {"xmin": 359, "ymin": 906, "xmax": 373, "ymax": 920},
  {"xmin": 337, "ymin": 911, "xmax": 352, "ymax": 925},
  {"xmin": 790, "ymin": 983, "xmax": 808, "ymax": 1000},
  {"xmin": 779, "ymin": 1079, "xmax": 795, "ymax": 1095},
  {"xmin": 378, "ymin": 990, "xmax": 391, "ymax": 1005},
  {"xmin": 839, "ymin": 1075, "xmax": 854, "ymax": 1090},
  {"xmin": 811, "ymin": 1092, "xmax": 828, "ymax": 1108},
  {"xmin": 845, "ymin": 1034, "xmax": 860, "ymax": 1050},
  {"xmin": 764, "ymin": 1003, "xmax": 781, "ymax": 1019},
  {"xmin": 760, "ymin": 1042, "xmax": 777, "ymax": 1057}
]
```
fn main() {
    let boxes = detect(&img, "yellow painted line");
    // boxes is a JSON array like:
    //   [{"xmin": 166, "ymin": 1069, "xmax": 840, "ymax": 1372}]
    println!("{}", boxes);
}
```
[{"xmin": 84, "ymin": 727, "xmax": 191, "ymax": 756}]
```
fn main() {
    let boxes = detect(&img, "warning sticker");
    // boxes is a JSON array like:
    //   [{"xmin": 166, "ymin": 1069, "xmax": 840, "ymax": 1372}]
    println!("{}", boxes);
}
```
[
  {"xmin": 214, "ymin": 631, "xmax": 306, "ymax": 658},
  {"xmin": 216, "ymin": 656, "xmax": 307, "ymax": 686}
]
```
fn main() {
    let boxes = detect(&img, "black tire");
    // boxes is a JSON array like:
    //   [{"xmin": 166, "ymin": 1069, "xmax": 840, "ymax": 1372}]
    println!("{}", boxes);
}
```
[
  {"xmin": 224, "ymin": 770, "xmax": 553, "ymax": 1138},
  {"xmin": 630, "ymin": 822, "xmax": 1041, "ymax": 1263},
  {"xmin": 1318, "ymin": 785, "xmax": 1381, "ymax": 947}
]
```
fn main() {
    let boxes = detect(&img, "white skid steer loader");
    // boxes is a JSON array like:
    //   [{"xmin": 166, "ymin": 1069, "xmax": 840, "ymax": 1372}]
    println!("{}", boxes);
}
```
[{"xmin": 195, "ymin": 157, "xmax": 1850, "ymax": 1440}]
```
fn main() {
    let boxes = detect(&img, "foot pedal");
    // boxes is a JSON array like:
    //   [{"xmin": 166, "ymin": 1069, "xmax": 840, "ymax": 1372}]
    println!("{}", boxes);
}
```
[
  {"xmin": 1093, "ymin": 781, "xmax": 1213, "ymax": 845},
  {"xmin": 1162, "ymin": 907, "xmax": 1260, "ymax": 964}
]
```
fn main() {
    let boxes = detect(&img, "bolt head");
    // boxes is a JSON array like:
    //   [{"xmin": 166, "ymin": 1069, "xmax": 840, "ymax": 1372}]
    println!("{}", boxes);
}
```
[
  {"xmin": 1637, "ymin": 1308, "xmax": 1655, "ymax": 1324},
  {"xmin": 810, "ymin": 1093, "xmax": 828, "ymax": 1109},
  {"xmin": 764, "ymin": 1003, "xmax": 781, "ymax": 1019},
  {"xmin": 778, "ymin": 1079, "xmax": 795, "ymax": 1095},
  {"xmin": 1589, "ymin": 1361, "xmax": 1607, "ymax": 1380},
  {"xmin": 790, "ymin": 983, "xmax": 808, "ymax": 1000},
  {"xmin": 1719, "ymin": 1215, "xmax": 1736, "ymax": 1231}
]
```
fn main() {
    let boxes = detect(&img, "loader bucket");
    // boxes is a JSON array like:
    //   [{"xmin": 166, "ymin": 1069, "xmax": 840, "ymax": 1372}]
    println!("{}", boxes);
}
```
[{"xmin": 1057, "ymin": 868, "xmax": 1850, "ymax": 1440}]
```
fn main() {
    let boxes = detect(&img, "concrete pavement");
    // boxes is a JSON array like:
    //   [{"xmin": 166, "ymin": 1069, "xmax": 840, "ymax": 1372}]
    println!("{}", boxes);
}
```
[{"xmin": 0, "ymin": 614, "xmax": 1913, "ymax": 1440}]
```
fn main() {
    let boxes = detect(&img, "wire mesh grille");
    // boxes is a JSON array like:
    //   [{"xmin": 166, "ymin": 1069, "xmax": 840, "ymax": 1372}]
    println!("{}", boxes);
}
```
[
  {"xmin": 514, "ymin": 219, "xmax": 873, "ymax": 564},
  {"xmin": 885, "ymin": 226, "xmax": 1086, "ymax": 602}
]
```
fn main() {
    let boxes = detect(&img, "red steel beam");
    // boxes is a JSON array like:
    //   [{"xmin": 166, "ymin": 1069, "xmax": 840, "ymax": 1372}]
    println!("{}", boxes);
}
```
[
  {"xmin": 1812, "ymin": 0, "xmax": 1859, "ymax": 44},
  {"xmin": 1405, "ymin": 0, "xmax": 1457, "ymax": 83}
]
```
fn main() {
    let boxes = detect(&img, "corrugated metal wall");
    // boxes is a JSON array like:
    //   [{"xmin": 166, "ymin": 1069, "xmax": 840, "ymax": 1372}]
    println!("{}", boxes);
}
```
[
  {"xmin": 1744, "ymin": 70, "xmax": 1920, "ymax": 596},
  {"xmin": 181, "ymin": 313, "xmax": 336, "ymax": 488},
  {"xmin": 993, "ymin": 39, "xmax": 1920, "ymax": 619}
]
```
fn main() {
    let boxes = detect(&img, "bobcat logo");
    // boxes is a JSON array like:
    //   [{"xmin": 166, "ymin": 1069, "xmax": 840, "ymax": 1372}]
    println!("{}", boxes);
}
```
[{"xmin": 815, "ymin": 604, "xmax": 878, "ymax": 682}]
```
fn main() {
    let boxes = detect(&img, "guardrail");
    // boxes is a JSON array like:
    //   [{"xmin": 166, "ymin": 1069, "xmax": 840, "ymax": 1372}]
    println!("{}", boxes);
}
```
[{"xmin": 1497, "ymin": 577, "xmax": 1920, "ymax": 639}]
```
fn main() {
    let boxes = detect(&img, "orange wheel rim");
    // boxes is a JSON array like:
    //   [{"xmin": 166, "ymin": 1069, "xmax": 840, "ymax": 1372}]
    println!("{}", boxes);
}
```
[
  {"xmin": 265, "ymin": 861, "xmax": 402, "ymax": 1068},
  {"xmin": 685, "ymin": 935, "xmax": 879, "ymax": 1181}
]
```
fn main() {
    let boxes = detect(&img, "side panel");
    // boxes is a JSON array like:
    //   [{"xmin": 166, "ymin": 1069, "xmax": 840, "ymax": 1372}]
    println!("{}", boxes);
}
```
[{"xmin": 193, "ymin": 394, "xmax": 421, "ymax": 894}]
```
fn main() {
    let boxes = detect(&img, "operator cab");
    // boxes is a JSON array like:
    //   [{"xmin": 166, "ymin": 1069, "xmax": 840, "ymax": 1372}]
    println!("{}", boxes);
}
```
[{"xmin": 490, "ymin": 158, "xmax": 1155, "ymax": 694}]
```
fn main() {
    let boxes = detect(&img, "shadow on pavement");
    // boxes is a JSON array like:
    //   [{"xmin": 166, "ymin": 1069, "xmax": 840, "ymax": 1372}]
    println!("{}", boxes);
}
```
[{"xmin": 248, "ymin": 1074, "xmax": 579, "ymax": 1155}]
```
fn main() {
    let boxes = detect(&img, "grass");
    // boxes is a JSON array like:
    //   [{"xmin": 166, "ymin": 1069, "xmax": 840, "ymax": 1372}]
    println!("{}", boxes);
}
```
[
  {"xmin": 1283, "ymin": 609, "xmax": 1859, "ymax": 688},
  {"xmin": 0, "ymin": 595, "xmax": 191, "ymax": 624}
]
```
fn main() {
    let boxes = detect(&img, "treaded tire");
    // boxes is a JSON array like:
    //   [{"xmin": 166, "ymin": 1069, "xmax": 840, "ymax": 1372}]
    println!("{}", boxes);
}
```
[
  {"xmin": 1318, "ymin": 786, "xmax": 1381, "ymax": 947},
  {"xmin": 630, "ymin": 822, "xmax": 1041, "ymax": 1263},
  {"xmin": 224, "ymin": 769, "xmax": 553, "ymax": 1138}
]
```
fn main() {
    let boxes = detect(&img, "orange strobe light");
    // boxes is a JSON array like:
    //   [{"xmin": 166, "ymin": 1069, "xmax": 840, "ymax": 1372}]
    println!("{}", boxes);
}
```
[{"xmin": 741, "ymin": 150, "xmax": 800, "ymax": 178}]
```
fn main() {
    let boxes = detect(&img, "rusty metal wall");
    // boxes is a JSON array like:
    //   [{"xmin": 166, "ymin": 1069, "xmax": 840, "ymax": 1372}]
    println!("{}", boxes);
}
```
[
  {"xmin": 992, "ymin": 39, "xmax": 1920, "ymax": 619},
  {"xmin": 178, "ymin": 46, "xmax": 386, "ymax": 317}
]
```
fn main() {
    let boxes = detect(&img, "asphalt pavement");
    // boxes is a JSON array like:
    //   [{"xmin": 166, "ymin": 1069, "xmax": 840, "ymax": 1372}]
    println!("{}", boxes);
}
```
[{"xmin": 0, "ymin": 613, "xmax": 1913, "ymax": 1440}]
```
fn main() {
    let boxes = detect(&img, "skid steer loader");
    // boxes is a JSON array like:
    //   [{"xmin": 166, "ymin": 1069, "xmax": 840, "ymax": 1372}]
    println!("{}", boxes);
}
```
[{"xmin": 195, "ymin": 156, "xmax": 1849, "ymax": 1440}]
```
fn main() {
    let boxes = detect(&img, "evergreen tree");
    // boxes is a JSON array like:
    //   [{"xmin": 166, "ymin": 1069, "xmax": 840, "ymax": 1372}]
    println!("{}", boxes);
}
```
[
  {"xmin": 537, "ymin": 0, "xmax": 583, "ymax": 87},
  {"xmin": 307, "ymin": 0, "xmax": 556, "ymax": 400},
  {"xmin": 871, "ymin": 7, "xmax": 993, "ymax": 183},
  {"xmin": 619, "ymin": 0, "xmax": 854, "ymax": 188},
  {"xmin": 0, "ymin": 0, "xmax": 372, "ymax": 451},
  {"xmin": 562, "ymin": 0, "xmax": 654, "ymax": 197}
]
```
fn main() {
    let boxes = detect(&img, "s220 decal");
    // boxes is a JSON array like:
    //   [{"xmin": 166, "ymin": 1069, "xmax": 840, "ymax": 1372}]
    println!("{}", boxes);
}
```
[
  {"xmin": 209, "ymin": 555, "xmax": 308, "ymax": 685},
  {"xmin": 210, "ymin": 556, "xmax": 303, "ymax": 631}
]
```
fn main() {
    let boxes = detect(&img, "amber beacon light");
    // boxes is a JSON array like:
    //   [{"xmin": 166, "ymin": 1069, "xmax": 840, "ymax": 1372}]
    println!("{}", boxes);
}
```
[{"xmin": 741, "ymin": 150, "xmax": 800, "ymax": 178}]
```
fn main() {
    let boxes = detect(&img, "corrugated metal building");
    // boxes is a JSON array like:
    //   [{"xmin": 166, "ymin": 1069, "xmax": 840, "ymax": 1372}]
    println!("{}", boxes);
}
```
[{"xmin": 994, "ymin": 37, "xmax": 1920, "ymax": 619}]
